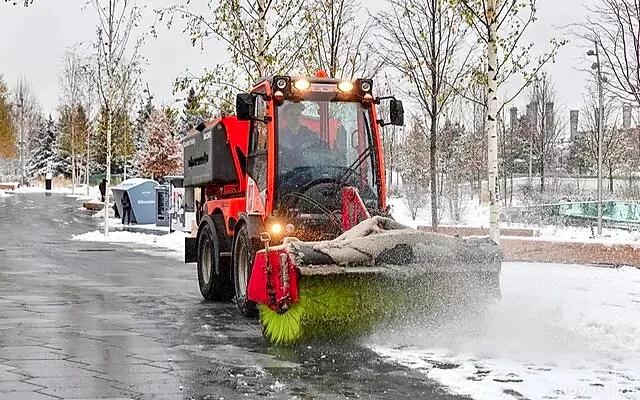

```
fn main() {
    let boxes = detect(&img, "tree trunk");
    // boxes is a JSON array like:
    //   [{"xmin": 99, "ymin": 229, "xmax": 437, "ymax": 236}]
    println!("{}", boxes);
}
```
[
  {"xmin": 85, "ymin": 136, "xmax": 90, "ymax": 196},
  {"xmin": 257, "ymin": 0, "xmax": 266, "ymax": 76},
  {"xmin": 502, "ymin": 160, "xmax": 508, "ymax": 206},
  {"xmin": 540, "ymin": 159, "xmax": 545, "ymax": 193},
  {"xmin": 609, "ymin": 166, "xmax": 613, "ymax": 193},
  {"xmin": 429, "ymin": 0, "xmax": 438, "ymax": 230},
  {"xmin": 72, "ymin": 152, "xmax": 76, "ymax": 195},
  {"xmin": 104, "ymin": 107, "xmax": 112, "ymax": 236},
  {"xmin": 509, "ymin": 172, "xmax": 513, "ymax": 205},
  {"xmin": 71, "ymin": 110, "xmax": 76, "ymax": 194},
  {"xmin": 487, "ymin": 0, "xmax": 500, "ymax": 243}
]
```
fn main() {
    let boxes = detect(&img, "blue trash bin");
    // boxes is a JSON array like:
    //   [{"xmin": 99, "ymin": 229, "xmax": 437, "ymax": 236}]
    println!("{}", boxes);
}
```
[{"xmin": 111, "ymin": 178, "xmax": 159, "ymax": 225}]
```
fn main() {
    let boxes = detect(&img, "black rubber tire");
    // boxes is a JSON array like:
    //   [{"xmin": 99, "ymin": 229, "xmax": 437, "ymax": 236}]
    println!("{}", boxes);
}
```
[
  {"xmin": 197, "ymin": 222, "xmax": 222, "ymax": 301},
  {"xmin": 211, "ymin": 215, "xmax": 235, "ymax": 302},
  {"xmin": 233, "ymin": 223, "xmax": 258, "ymax": 317}
]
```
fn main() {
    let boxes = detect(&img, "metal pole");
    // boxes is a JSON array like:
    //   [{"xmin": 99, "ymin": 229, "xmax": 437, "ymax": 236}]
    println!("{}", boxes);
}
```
[{"xmin": 596, "ymin": 42, "xmax": 603, "ymax": 236}]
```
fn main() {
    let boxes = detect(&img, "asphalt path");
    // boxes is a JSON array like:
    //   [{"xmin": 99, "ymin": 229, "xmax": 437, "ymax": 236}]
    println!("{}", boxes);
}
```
[{"xmin": 0, "ymin": 192, "xmax": 470, "ymax": 400}]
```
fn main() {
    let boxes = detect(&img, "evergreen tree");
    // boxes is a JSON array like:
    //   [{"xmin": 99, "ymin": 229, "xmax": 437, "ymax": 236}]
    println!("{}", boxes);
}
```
[
  {"xmin": 27, "ymin": 115, "xmax": 62, "ymax": 179},
  {"xmin": 180, "ymin": 87, "xmax": 210, "ymax": 138},
  {"xmin": 140, "ymin": 109, "xmax": 182, "ymax": 180},
  {"xmin": 0, "ymin": 75, "xmax": 16, "ymax": 158},
  {"xmin": 165, "ymin": 106, "xmax": 179, "ymax": 138}
]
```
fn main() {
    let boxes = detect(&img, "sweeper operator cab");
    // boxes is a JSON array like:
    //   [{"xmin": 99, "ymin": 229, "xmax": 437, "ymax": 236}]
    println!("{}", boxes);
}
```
[
  {"xmin": 235, "ymin": 71, "xmax": 405, "ymax": 240},
  {"xmin": 183, "ymin": 71, "xmax": 502, "ymax": 345}
]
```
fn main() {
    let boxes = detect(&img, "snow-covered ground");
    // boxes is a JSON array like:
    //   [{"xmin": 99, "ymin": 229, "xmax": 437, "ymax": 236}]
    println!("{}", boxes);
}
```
[
  {"xmin": 68, "ymin": 198, "xmax": 640, "ymax": 399},
  {"xmin": 0, "ymin": 182, "xmax": 99, "ymax": 197},
  {"xmin": 366, "ymin": 262, "xmax": 640, "ymax": 400},
  {"xmin": 388, "ymin": 196, "xmax": 640, "ymax": 245},
  {"xmin": 72, "ymin": 229, "xmax": 188, "ymax": 259},
  {"xmin": 388, "ymin": 196, "xmax": 490, "ymax": 228},
  {"xmin": 70, "ymin": 222, "xmax": 640, "ymax": 399}
]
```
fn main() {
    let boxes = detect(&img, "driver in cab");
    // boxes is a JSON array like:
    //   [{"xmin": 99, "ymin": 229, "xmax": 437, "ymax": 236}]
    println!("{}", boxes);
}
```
[
  {"xmin": 279, "ymin": 103, "xmax": 325, "ymax": 150},
  {"xmin": 278, "ymin": 102, "xmax": 330, "ymax": 170}
]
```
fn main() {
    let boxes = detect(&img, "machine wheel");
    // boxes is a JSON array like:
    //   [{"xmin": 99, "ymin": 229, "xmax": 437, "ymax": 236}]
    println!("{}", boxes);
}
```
[
  {"xmin": 197, "ymin": 220, "xmax": 225, "ymax": 301},
  {"xmin": 233, "ymin": 223, "xmax": 258, "ymax": 317}
]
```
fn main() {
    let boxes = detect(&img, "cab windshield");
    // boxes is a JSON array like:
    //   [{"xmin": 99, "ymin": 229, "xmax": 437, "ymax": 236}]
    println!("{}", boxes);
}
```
[{"xmin": 275, "ymin": 97, "xmax": 379, "ymax": 212}]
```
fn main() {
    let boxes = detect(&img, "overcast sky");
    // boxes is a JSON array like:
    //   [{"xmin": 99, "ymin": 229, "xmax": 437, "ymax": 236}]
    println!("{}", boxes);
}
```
[{"xmin": 0, "ymin": 0, "xmax": 593, "ymax": 121}]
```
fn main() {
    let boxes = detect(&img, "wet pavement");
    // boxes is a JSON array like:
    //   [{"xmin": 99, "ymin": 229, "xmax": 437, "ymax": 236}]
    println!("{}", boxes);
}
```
[{"xmin": 0, "ymin": 192, "xmax": 469, "ymax": 399}]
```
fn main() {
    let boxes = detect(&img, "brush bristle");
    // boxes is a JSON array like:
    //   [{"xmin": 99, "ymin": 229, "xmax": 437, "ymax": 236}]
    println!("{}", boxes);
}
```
[
  {"xmin": 259, "ymin": 274, "xmax": 396, "ymax": 345},
  {"xmin": 258, "ymin": 271, "xmax": 501, "ymax": 345}
]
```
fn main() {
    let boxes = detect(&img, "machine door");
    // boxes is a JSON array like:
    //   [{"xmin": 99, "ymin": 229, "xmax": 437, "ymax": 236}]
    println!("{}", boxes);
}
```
[{"xmin": 246, "ymin": 91, "xmax": 268, "ymax": 214}]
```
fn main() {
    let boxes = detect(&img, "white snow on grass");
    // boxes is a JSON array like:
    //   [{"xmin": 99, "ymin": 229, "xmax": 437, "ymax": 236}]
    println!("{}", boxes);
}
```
[
  {"xmin": 389, "ymin": 196, "xmax": 640, "ymax": 245},
  {"xmin": 388, "ymin": 196, "xmax": 491, "ymax": 229},
  {"xmin": 1, "ymin": 182, "xmax": 97, "ymax": 196},
  {"xmin": 367, "ymin": 262, "xmax": 640, "ymax": 400}
]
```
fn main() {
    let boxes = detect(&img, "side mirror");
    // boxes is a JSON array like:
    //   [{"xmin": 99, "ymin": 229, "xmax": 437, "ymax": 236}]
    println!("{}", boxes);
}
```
[
  {"xmin": 236, "ymin": 93, "xmax": 255, "ymax": 121},
  {"xmin": 390, "ymin": 99, "xmax": 404, "ymax": 126}
]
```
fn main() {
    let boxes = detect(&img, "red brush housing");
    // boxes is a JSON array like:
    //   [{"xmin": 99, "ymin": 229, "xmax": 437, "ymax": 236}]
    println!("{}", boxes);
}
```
[{"xmin": 247, "ymin": 248, "xmax": 299, "ymax": 311}]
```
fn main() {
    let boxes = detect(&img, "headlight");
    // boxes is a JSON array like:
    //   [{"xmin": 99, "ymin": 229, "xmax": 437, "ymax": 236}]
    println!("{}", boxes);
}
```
[
  {"xmin": 293, "ymin": 79, "xmax": 311, "ymax": 91},
  {"xmin": 270, "ymin": 223, "xmax": 283, "ymax": 235},
  {"xmin": 275, "ymin": 78, "xmax": 288, "ymax": 90},
  {"xmin": 338, "ymin": 81, "xmax": 354, "ymax": 92},
  {"xmin": 360, "ymin": 81, "xmax": 371, "ymax": 92}
]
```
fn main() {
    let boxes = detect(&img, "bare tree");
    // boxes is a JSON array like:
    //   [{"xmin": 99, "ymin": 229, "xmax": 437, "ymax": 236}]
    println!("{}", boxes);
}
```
[
  {"xmin": 496, "ymin": 105, "xmax": 526, "ymax": 206},
  {"xmin": 579, "ymin": 84, "xmax": 629, "ymax": 192},
  {"xmin": 156, "ymin": 0, "xmax": 311, "ymax": 114},
  {"xmin": 463, "ymin": 82, "xmax": 489, "ymax": 200},
  {"xmin": 302, "ymin": 0, "xmax": 382, "ymax": 79},
  {"xmin": 438, "ymin": 120, "xmax": 473, "ymax": 223},
  {"xmin": 58, "ymin": 49, "xmax": 87, "ymax": 194},
  {"xmin": 399, "ymin": 115, "xmax": 430, "ymax": 221},
  {"xmin": 374, "ymin": 0, "xmax": 475, "ymax": 230},
  {"xmin": 527, "ymin": 73, "xmax": 565, "ymax": 193},
  {"xmin": 79, "ymin": 64, "xmax": 98, "ymax": 195},
  {"xmin": 452, "ymin": 0, "xmax": 566, "ymax": 243},
  {"xmin": 12, "ymin": 78, "xmax": 42, "ymax": 185},
  {"xmin": 89, "ymin": 0, "xmax": 143, "ymax": 236},
  {"xmin": 582, "ymin": 0, "xmax": 640, "ymax": 108},
  {"xmin": 379, "ymin": 74, "xmax": 405, "ymax": 193}
]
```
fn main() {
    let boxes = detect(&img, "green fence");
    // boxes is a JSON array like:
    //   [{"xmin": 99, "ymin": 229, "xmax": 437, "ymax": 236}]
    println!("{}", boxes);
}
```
[
  {"xmin": 88, "ymin": 173, "xmax": 124, "ymax": 186},
  {"xmin": 558, "ymin": 201, "xmax": 640, "ymax": 224}
]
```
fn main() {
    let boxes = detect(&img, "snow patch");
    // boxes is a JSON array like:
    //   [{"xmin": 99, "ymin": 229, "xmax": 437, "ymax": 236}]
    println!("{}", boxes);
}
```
[
  {"xmin": 269, "ymin": 380, "xmax": 286, "ymax": 391},
  {"xmin": 0, "ymin": 190, "xmax": 11, "ymax": 198},
  {"xmin": 367, "ymin": 262, "xmax": 640, "ymax": 400},
  {"xmin": 71, "ymin": 230, "xmax": 188, "ymax": 254}
]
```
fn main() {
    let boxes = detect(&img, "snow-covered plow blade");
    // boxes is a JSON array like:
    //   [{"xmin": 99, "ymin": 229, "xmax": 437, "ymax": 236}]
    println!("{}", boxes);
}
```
[{"xmin": 247, "ymin": 216, "xmax": 503, "ymax": 345}]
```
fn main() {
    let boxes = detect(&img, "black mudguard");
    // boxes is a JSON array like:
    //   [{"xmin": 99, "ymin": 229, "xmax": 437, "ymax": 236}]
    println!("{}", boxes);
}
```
[{"xmin": 185, "ymin": 237, "xmax": 198, "ymax": 264}]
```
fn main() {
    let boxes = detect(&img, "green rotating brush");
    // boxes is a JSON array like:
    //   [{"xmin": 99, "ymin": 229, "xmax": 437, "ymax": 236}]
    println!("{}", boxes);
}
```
[{"xmin": 258, "ymin": 273, "xmax": 402, "ymax": 345}]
